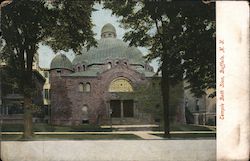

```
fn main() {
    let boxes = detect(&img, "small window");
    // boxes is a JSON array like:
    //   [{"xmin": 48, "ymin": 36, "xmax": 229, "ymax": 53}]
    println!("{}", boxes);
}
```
[
  {"xmin": 82, "ymin": 105, "xmax": 89, "ymax": 123},
  {"xmin": 77, "ymin": 66, "xmax": 81, "ymax": 72},
  {"xmin": 82, "ymin": 65, "xmax": 85, "ymax": 71},
  {"xmin": 79, "ymin": 83, "xmax": 84, "ymax": 92},
  {"xmin": 107, "ymin": 62, "xmax": 112, "ymax": 69},
  {"xmin": 56, "ymin": 70, "xmax": 61, "ymax": 76},
  {"xmin": 84, "ymin": 83, "xmax": 91, "ymax": 92},
  {"xmin": 44, "ymin": 89, "xmax": 50, "ymax": 99},
  {"xmin": 44, "ymin": 71, "xmax": 48, "ymax": 78}
]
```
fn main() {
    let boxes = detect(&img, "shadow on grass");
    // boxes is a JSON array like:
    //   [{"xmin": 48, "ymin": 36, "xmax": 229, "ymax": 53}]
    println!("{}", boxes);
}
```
[
  {"xmin": 153, "ymin": 133, "xmax": 216, "ymax": 139},
  {"xmin": 1, "ymin": 134, "xmax": 142, "ymax": 141}
]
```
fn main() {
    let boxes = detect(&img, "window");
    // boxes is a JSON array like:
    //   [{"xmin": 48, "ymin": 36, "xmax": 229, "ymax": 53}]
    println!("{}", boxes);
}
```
[
  {"xmin": 44, "ymin": 71, "xmax": 48, "ymax": 78},
  {"xmin": 82, "ymin": 65, "xmax": 85, "ymax": 71},
  {"xmin": 56, "ymin": 70, "xmax": 61, "ymax": 76},
  {"xmin": 77, "ymin": 66, "xmax": 81, "ymax": 72},
  {"xmin": 79, "ymin": 83, "xmax": 84, "ymax": 92},
  {"xmin": 84, "ymin": 83, "xmax": 91, "ymax": 92},
  {"xmin": 107, "ymin": 62, "xmax": 112, "ymax": 69},
  {"xmin": 123, "ymin": 100, "xmax": 134, "ymax": 117},
  {"xmin": 44, "ymin": 89, "xmax": 50, "ymax": 99},
  {"xmin": 195, "ymin": 99, "xmax": 199, "ymax": 111},
  {"xmin": 82, "ymin": 105, "xmax": 89, "ymax": 123},
  {"xmin": 109, "ymin": 77, "xmax": 133, "ymax": 92}
]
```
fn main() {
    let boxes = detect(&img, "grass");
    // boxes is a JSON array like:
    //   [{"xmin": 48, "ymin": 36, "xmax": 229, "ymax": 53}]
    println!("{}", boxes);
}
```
[
  {"xmin": 1, "ymin": 123, "xmax": 112, "ymax": 132},
  {"xmin": 1, "ymin": 123, "xmax": 215, "ymax": 132},
  {"xmin": 1, "ymin": 134, "xmax": 141, "ymax": 141},
  {"xmin": 153, "ymin": 133, "xmax": 216, "ymax": 138},
  {"xmin": 152, "ymin": 123, "xmax": 215, "ymax": 131}
]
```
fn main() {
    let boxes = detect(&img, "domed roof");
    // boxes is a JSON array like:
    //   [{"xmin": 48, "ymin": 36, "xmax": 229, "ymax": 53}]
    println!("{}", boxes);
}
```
[
  {"xmin": 101, "ymin": 23, "xmax": 116, "ymax": 35},
  {"xmin": 72, "ymin": 23, "xmax": 145, "ymax": 66},
  {"xmin": 72, "ymin": 53, "xmax": 88, "ymax": 65},
  {"xmin": 50, "ymin": 54, "xmax": 73, "ymax": 70},
  {"xmin": 72, "ymin": 38, "xmax": 145, "ymax": 66}
]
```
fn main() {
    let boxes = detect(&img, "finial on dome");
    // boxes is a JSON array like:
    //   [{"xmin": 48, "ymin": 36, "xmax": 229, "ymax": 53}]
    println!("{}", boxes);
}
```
[{"xmin": 101, "ymin": 23, "xmax": 117, "ymax": 38}]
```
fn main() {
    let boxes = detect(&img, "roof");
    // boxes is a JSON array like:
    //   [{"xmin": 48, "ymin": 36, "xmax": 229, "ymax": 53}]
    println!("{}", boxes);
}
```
[
  {"xmin": 101, "ymin": 23, "xmax": 116, "ymax": 34},
  {"xmin": 68, "ymin": 69, "xmax": 100, "ymax": 77},
  {"xmin": 50, "ymin": 54, "xmax": 73, "ymax": 70},
  {"xmin": 72, "ymin": 38, "xmax": 145, "ymax": 66}
]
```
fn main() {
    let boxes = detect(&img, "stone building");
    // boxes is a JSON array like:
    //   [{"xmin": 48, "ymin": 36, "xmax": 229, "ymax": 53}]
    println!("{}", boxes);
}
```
[
  {"xmin": 49, "ymin": 23, "xmax": 172, "ymax": 126},
  {"xmin": 48, "ymin": 23, "xmax": 216, "ymax": 127}
]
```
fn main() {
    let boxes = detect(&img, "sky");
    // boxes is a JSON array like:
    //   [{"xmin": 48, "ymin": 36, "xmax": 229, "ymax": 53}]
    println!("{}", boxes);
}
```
[{"xmin": 38, "ymin": 3, "xmax": 159, "ymax": 71}]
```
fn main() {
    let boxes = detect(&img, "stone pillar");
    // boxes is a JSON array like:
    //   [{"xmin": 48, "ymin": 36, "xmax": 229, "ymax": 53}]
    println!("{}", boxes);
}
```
[
  {"xmin": 203, "ymin": 113, "xmax": 206, "ymax": 125},
  {"xmin": 120, "ymin": 100, "xmax": 124, "ymax": 119},
  {"xmin": 193, "ymin": 113, "xmax": 199, "ymax": 125},
  {"xmin": 107, "ymin": 101, "xmax": 111, "ymax": 118},
  {"xmin": 133, "ymin": 101, "xmax": 136, "ymax": 118}
]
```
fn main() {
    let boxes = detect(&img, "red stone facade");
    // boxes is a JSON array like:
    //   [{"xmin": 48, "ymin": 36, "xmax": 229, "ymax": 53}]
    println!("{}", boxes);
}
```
[{"xmin": 50, "ymin": 62, "xmax": 157, "ymax": 125}]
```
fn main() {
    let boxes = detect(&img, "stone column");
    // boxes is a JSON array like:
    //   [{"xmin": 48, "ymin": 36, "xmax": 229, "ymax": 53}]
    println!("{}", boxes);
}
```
[
  {"xmin": 133, "ymin": 101, "xmax": 136, "ymax": 118},
  {"xmin": 120, "ymin": 100, "xmax": 124, "ymax": 119},
  {"xmin": 193, "ymin": 113, "xmax": 199, "ymax": 125}
]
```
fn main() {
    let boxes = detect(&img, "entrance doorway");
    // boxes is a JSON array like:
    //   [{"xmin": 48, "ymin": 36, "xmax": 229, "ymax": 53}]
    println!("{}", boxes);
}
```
[
  {"xmin": 110, "ymin": 100, "xmax": 134, "ymax": 118},
  {"xmin": 110, "ymin": 100, "xmax": 121, "ymax": 118}
]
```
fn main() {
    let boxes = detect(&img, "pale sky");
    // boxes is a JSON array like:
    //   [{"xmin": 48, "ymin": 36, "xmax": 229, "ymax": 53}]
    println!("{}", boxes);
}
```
[{"xmin": 38, "ymin": 3, "xmax": 159, "ymax": 71}]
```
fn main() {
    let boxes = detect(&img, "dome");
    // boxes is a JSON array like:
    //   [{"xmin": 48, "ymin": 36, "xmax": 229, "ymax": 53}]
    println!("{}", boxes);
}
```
[
  {"xmin": 101, "ymin": 23, "xmax": 116, "ymax": 35},
  {"xmin": 78, "ymin": 38, "xmax": 145, "ymax": 65},
  {"xmin": 72, "ymin": 23, "xmax": 145, "ymax": 67},
  {"xmin": 50, "ymin": 54, "xmax": 73, "ymax": 70},
  {"xmin": 101, "ymin": 23, "xmax": 117, "ymax": 38},
  {"xmin": 72, "ymin": 54, "xmax": 88, "ymax": 65}
]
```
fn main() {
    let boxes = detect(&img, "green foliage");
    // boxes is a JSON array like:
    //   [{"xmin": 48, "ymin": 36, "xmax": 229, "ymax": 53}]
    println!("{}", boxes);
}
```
[
  {"xmin": 42, "ymin": 0, "xmax": 97, "ymax": 52},
  {"xmin": 0, "ymin": 0, "xmax": 97, "ymax": 137},
  {"xmin": 104, "ymin": 1, "xmax": 215, "ymax": 137},
  {"xmin": 134, "ymin": 78, "xmax": 183, "ymax": 123},
  {"xmin": 103, "ymin": 0, "xmax": 215, "ymax": 96},
  {"xmin": 134, "ymin": 78, "xmax": 163, "ymax": 121}
]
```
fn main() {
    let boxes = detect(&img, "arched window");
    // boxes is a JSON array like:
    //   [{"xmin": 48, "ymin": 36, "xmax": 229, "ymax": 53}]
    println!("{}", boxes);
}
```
[
  {"xmin": 77, "ymin": 66, "xmax": 81, "ymax": 72},
  {"xmin": 56, "ymin": 70, "xmax": 61, "ymax": 76},
  {"xmin": 79, "ymin": 83, "xmax": 84, "ymax": 92},
  {"xmin": 84, "ymin": 82, "xmax": 91, "ymax": 92},
  {"xmin": 82, "ymin": 105, "xmax": 89, "ymax": 123},
  {"xmin": 82, "ymin": 65, "xmax": 85, "ymax": 71},
  {"xmin": 109, "ymin": 77, "xmax": 133, "ymax": 92},
  {"xmin": 107, "ymin": 62, "xmax": 112, "ymax": 69}
]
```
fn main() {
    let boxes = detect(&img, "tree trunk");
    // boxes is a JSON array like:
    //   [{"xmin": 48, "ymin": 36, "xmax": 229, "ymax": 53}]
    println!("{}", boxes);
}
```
[
  {"xmin": 22, "ymin": 47, "xmax": 35, "ymax": 139},
  {"xmin": 161, "ymin": 55, "xmax": 170, "ymax": 138},
  {"xmin": 23, "ymin": 97, "xmax": 33, "ymax": 139}
]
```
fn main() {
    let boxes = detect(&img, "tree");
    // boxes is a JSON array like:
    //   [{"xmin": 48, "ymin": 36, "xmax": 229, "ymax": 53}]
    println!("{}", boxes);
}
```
[
  {"xmin": 0, "ymin": 0, "xmax": 96, "ymax": 138},
  {"xmin": 103, "ymin": 0, "xmax": 215, "ymax": 137}
]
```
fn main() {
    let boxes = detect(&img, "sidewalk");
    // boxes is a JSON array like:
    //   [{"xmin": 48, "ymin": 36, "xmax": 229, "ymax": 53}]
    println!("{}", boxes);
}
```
[{"xmin": 1, "ymin": 139, "xmax": 216, "ymax": 161}]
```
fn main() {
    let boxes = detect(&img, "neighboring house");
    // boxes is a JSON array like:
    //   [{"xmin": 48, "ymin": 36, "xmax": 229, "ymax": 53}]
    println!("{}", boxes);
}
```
[
  {"xmin": 38, "ymin": 67, "xmax": 51, "ymax": 122},
  {"xmin": 0, "ymin": 55, "xmax": 45, "ymax": 124},
  {"xmin": 49, "ymin": 23, "xmax": 185, "ymax": 126},
  {"xmin": 184, "ymin": 83, "xmax": 216, "ymax": 125}
]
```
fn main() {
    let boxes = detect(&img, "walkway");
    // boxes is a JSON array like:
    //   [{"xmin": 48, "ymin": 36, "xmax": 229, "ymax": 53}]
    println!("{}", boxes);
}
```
[{"xmin": 1, "ymin": 139, "xmax": 216, "ymax": 161}]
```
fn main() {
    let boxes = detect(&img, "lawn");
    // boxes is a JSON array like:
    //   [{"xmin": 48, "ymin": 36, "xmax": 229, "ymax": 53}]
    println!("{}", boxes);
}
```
[
  {"xmin": 1, "ymin": 123, "xmax": 215, "ymax": 132},
  {"xmin": 153, "ymin": 133, "xmax": 216, "ymax": 138},
  {"xmin": 1, "ymin": 123, "xmax": 112, "ymax": 132},
  {"xmin": 1, "ymin": 134, "xmax": 141, "ymax": 141},
  {"xmin": 153, "ymin": 123, "xmax": 215, "ymax": 131},
  {"xmin": 169, "ymin": 124, "xmax": 215, "ymax": 131}
]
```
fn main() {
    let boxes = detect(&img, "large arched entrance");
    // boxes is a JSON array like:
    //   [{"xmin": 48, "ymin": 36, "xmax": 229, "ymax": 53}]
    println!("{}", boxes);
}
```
[{"xmin": 108, "ymin": 77, "xmax": 134, "ymax": 119}]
